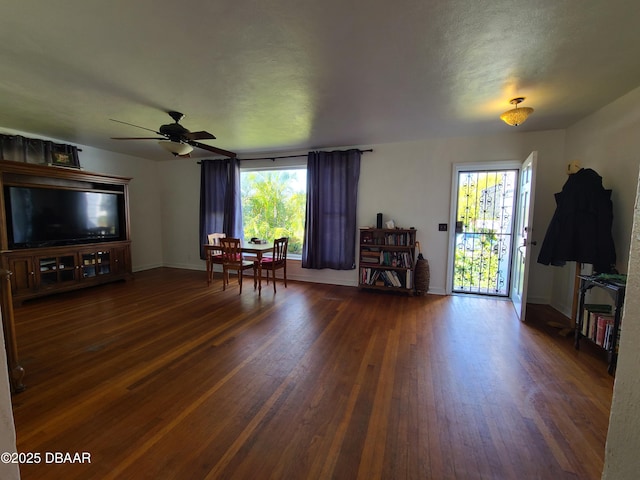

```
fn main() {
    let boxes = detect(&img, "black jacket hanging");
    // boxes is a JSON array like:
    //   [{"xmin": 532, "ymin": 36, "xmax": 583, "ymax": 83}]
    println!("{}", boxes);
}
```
[{"xmin": 537, "ymin": 168, "xmax": 616, "ymax": 273}]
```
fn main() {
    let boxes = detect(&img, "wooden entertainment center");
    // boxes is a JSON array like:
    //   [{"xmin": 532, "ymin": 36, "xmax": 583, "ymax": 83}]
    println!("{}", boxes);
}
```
[{"xmin": 0, "ymin": 160, "xmax": 132, "ymax": 305}]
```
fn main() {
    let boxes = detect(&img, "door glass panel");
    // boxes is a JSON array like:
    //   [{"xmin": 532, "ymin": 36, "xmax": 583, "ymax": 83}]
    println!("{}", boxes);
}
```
[
  {"xmin": 97, "ymin": 251, "xmax": 111, "ymax": 274},
  {"xmin": 82, "ymin": 253, "xmax": 96, "ymax": 277},
  {"xmin": 59, "ymin": 256, "xmax": 75, "ymax": 269}
]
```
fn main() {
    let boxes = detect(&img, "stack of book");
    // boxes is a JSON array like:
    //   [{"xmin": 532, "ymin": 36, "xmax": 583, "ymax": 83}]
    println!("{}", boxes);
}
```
[
  {"xmin": 360, "ymin": 268, "xmax": 410, "ymax": 288},
  {"xmin": 582, "ymin": 303, "xmax": 613, "ymax": 347},
  {"xmin": 597, "ymin": 314, "xmax": 616, "ymax": 349},
  {"xmin": 360, "ymin": 249, "xmax": 381, "ymax": 265},
  {"xmin": 378, "ymin": 251, "xmax": 414, "ymax": 268},
  {"xmin": 384, "ymin": 232, "xmax": 413, "ymax": 246}
]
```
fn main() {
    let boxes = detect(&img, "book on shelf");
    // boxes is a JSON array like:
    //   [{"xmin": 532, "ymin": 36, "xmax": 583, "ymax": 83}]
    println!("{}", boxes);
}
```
[
  {"xmin": 603, "ymin": 323, "xmax": 611, "ymax": 350},
  {"xmin": 360, "ymin": 268, "xmax": 381, "ymax": 285},
  {"xmin": 360, "ymin": 249, "xmax": 380, "ymax": 264},
  {"xmin": 382, "ymin": 270, "xmax": 402, "ymax": 287},
  {"xmin": 360, "ymin": 268, "xmax": 407, "ymax": 288},
  {"xmin": 582, "ymin": 304, "xmax": 612, "ymax": 339},
  {"xmin": 603, "ymin": 320, "xmax": 621, "ymax": 351},
  {"xmin": 375, "ymin": 250, "xmax": 414, "ymax": 268},
  {"xmin": 403, "ymin": 251, "xmax": 414, "ymax": 268},
  {"xmin": 360, "ymin": 256, "xmax": 380, "ymax": 264},
  {"xmin": 360, "ymin": 231, "xmax": 374, "ymax": 244},
  {"xmin": 595, "ymin": 314, "xmax": 614, "ymax": 347},
  {"xmin": 383, "ymin": 231, "xmax": 414, "ymax": 246}
]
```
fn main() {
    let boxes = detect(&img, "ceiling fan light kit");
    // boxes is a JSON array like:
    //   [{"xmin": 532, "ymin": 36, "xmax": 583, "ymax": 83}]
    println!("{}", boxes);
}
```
[
  {"xmin": 500, "ymin": 97, "xmax": 534, "ymax": 126},
  {"xmin": 158, "ymin": 140, "xmax": 193, "ymax": 156}
]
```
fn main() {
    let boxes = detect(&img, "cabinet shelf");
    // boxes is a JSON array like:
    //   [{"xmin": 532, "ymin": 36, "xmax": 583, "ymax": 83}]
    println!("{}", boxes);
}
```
[{"xmin": 4, "ymin": 242, "xmax": 131, "ymax": 303}]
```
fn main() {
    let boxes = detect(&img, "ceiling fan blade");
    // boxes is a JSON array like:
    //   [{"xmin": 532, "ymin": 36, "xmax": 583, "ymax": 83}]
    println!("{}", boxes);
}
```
[
  {"xmin": 110, "ymin": 118, "xmax": 161, "ymax": 135},
  {"xmin": 190, "ymin": 141, "xmax": 237, "ymax": 158},
  {"xmin": 111, "ymin": 137, "xmax": 165, "ymax": 140},
  {"xmin": 185, "ymin": 130, "xmax": 216, "ymax": 141}
]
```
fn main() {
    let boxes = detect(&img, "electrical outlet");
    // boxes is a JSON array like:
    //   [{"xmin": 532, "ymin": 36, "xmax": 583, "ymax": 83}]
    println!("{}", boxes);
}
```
[{"xmin": 438, "ymin": 223, "xmax": 448, "ymax": 231}]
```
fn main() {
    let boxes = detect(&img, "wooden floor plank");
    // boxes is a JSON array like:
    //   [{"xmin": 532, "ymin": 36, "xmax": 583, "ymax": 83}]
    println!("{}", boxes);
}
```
[{"xmin": 10, "ymin": 268, "xmax": 613, "ymax": 479}]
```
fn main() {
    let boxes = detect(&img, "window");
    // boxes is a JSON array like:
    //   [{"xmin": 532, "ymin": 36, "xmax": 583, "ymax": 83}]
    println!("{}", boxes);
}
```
[{"xmin": 240, "ymin": 168, "xmax": 306, "ymax": 255}]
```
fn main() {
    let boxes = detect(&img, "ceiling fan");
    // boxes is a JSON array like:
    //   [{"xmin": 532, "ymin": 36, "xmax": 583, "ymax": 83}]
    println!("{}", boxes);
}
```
[{"xmin": 110, "ymin": 111, "xmax": 237, "ymax": 158}]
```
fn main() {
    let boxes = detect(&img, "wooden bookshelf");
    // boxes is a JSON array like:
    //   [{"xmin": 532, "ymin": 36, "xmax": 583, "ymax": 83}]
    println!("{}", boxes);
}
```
[{"xmin": 358, "ymin": 228, "xmax": 416, "ymax": 295}]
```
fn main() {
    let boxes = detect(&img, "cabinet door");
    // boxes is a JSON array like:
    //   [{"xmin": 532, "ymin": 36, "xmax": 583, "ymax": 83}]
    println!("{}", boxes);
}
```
[
  {"xmin": 36, "ymin": 254, "xmax": 78, "ymax": 288},
  {"xmin": 6, "ymin": 257, "xmax": 36, "ymax": 294},
  {"xmin": 79, "ymin": 249, "xmax": 112, "ymax": 278},
  {"xmin": 111, "ymin": 245, "xmax": 130, "ymax": 275}
]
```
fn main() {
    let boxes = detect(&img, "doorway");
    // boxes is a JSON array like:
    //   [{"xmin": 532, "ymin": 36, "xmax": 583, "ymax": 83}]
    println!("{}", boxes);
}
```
[{"xmin": 450, "ymin": 167, "xmax": 519, "ymax": 296}]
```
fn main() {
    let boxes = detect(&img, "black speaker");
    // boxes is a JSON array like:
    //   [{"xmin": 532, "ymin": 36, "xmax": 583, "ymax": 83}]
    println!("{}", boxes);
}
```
[{"xmin": 376, "ymin": 213, "xmax": 383, "ymax": 229}]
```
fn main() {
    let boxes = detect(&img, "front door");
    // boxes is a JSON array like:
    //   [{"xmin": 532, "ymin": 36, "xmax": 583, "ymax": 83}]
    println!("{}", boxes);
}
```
[
  {"xmin": 510, "ymin": 151, "xmax": 538, "ymax": 321},
  {"xmin": 451, "ymin": 167, "xmax": 518, "ymax": 295}
]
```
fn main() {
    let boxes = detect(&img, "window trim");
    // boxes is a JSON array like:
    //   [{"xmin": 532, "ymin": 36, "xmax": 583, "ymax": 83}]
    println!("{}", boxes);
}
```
[{"xmin": 240, "ymin": 160, "xmax": 307, "ymax": 259}]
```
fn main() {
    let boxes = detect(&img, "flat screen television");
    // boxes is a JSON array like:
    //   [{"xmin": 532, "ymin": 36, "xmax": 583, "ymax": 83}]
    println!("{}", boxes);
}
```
[{"xmin": 4, "ymin": 185, "xmax": 126, "ymax": 249}]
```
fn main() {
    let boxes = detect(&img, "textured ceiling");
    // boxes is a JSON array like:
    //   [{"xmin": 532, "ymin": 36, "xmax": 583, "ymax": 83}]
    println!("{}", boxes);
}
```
[{"xmin": 1, "ymin": 1, "xmax": 640, "ymax": 160}]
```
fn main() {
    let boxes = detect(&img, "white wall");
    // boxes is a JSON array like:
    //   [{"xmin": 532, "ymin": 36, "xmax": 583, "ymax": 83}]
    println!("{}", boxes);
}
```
[
  {"xmin": 156, "ymin": 159, "xmax": 202, "ymax": 270},
  {"xmin": 560, "ymin": 86, "xmax": 640, "ymax": 479},
  {"xmin": 157, "ymin": 130, "xmax": 565, "ymax": 300},
  {"xmin": 548, "ymin": 86, "xmax": 640, "ymax": 317},
  {"xmin": 564, "ymin": 86, "xmax": 640, "ymax": 273}
]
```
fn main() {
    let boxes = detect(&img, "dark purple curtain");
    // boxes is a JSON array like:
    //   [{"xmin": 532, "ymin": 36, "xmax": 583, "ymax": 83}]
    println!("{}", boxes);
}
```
[
  {"xmin": 302, "ymin": 149, "xmax": 361, "ymax": 269},
  {"xmin": 199, "ymin": 158, "xmax": 243, "ymax": 259}
]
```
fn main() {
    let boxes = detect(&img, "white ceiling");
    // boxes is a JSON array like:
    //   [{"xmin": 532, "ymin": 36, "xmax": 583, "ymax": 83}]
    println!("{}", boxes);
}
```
[{"xmin": 1, "ymin": 1, "xmax": 640, "ymax": 160}]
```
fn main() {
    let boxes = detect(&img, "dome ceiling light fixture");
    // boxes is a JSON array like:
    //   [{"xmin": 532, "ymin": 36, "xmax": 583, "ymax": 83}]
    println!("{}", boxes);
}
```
[
  {"xmin": 500, "ymin": 97, "xmax": 534, "ymax": 126},
  {"xmin": 158, "ymin": 139, "xmax": 194, "ymax": 156}
]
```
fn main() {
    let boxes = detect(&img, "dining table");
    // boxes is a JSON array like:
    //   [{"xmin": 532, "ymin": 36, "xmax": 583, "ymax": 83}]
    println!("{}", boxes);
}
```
[{"xmin": 204, "ymin": 241, "xmax": 274, "ymax": 294}]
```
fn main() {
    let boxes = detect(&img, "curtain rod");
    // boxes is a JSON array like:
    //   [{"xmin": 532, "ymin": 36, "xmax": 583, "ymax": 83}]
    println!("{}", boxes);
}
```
[
  {"xmin": 240, "ymin": 148, "xmax": 373, "ymax": 162},
  {"xmin": 198, "ymin": 148, "xmax": 373, "ymax": 163}
]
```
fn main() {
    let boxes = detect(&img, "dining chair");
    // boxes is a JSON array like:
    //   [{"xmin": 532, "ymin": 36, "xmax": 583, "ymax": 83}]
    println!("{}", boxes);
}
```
[
  {"xmin": 254, "ymin": 237, "xmax": 288, "ymax": 293},
  {"xmin": 206, "ymin": 233, "xmax": 226, "ymax": 285},
  {"xmin": 220, "ymin": 238, "xmax": 254, "ymax": 294}
]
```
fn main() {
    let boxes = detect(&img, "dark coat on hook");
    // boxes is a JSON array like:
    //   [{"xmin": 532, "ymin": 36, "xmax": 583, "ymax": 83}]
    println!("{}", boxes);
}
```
[{"xmin": 537, "ymin": 168, "xmax": 616, "ymax": 273}]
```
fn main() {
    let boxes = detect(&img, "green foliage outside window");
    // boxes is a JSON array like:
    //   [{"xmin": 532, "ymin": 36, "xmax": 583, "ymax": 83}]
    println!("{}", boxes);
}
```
[
  {"xmin": 241, "ymin": 170, "xmax": 306, "ymax": 254},
  {"xmin": 454, "ymin": 232, "xmax": 500, "ymax": 292}
]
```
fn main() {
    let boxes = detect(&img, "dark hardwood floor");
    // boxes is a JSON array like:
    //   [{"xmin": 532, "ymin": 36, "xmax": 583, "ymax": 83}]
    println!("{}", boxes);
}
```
[{"xmin": 10, "ymin": 268, "xmax": 613, "ymax": 479}]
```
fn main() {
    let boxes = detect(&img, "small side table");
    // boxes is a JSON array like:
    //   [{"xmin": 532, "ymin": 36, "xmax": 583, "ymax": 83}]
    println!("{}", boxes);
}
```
[{"xmin": 574, "ymin": 274, "xmax": 626, "ymax": 375}]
